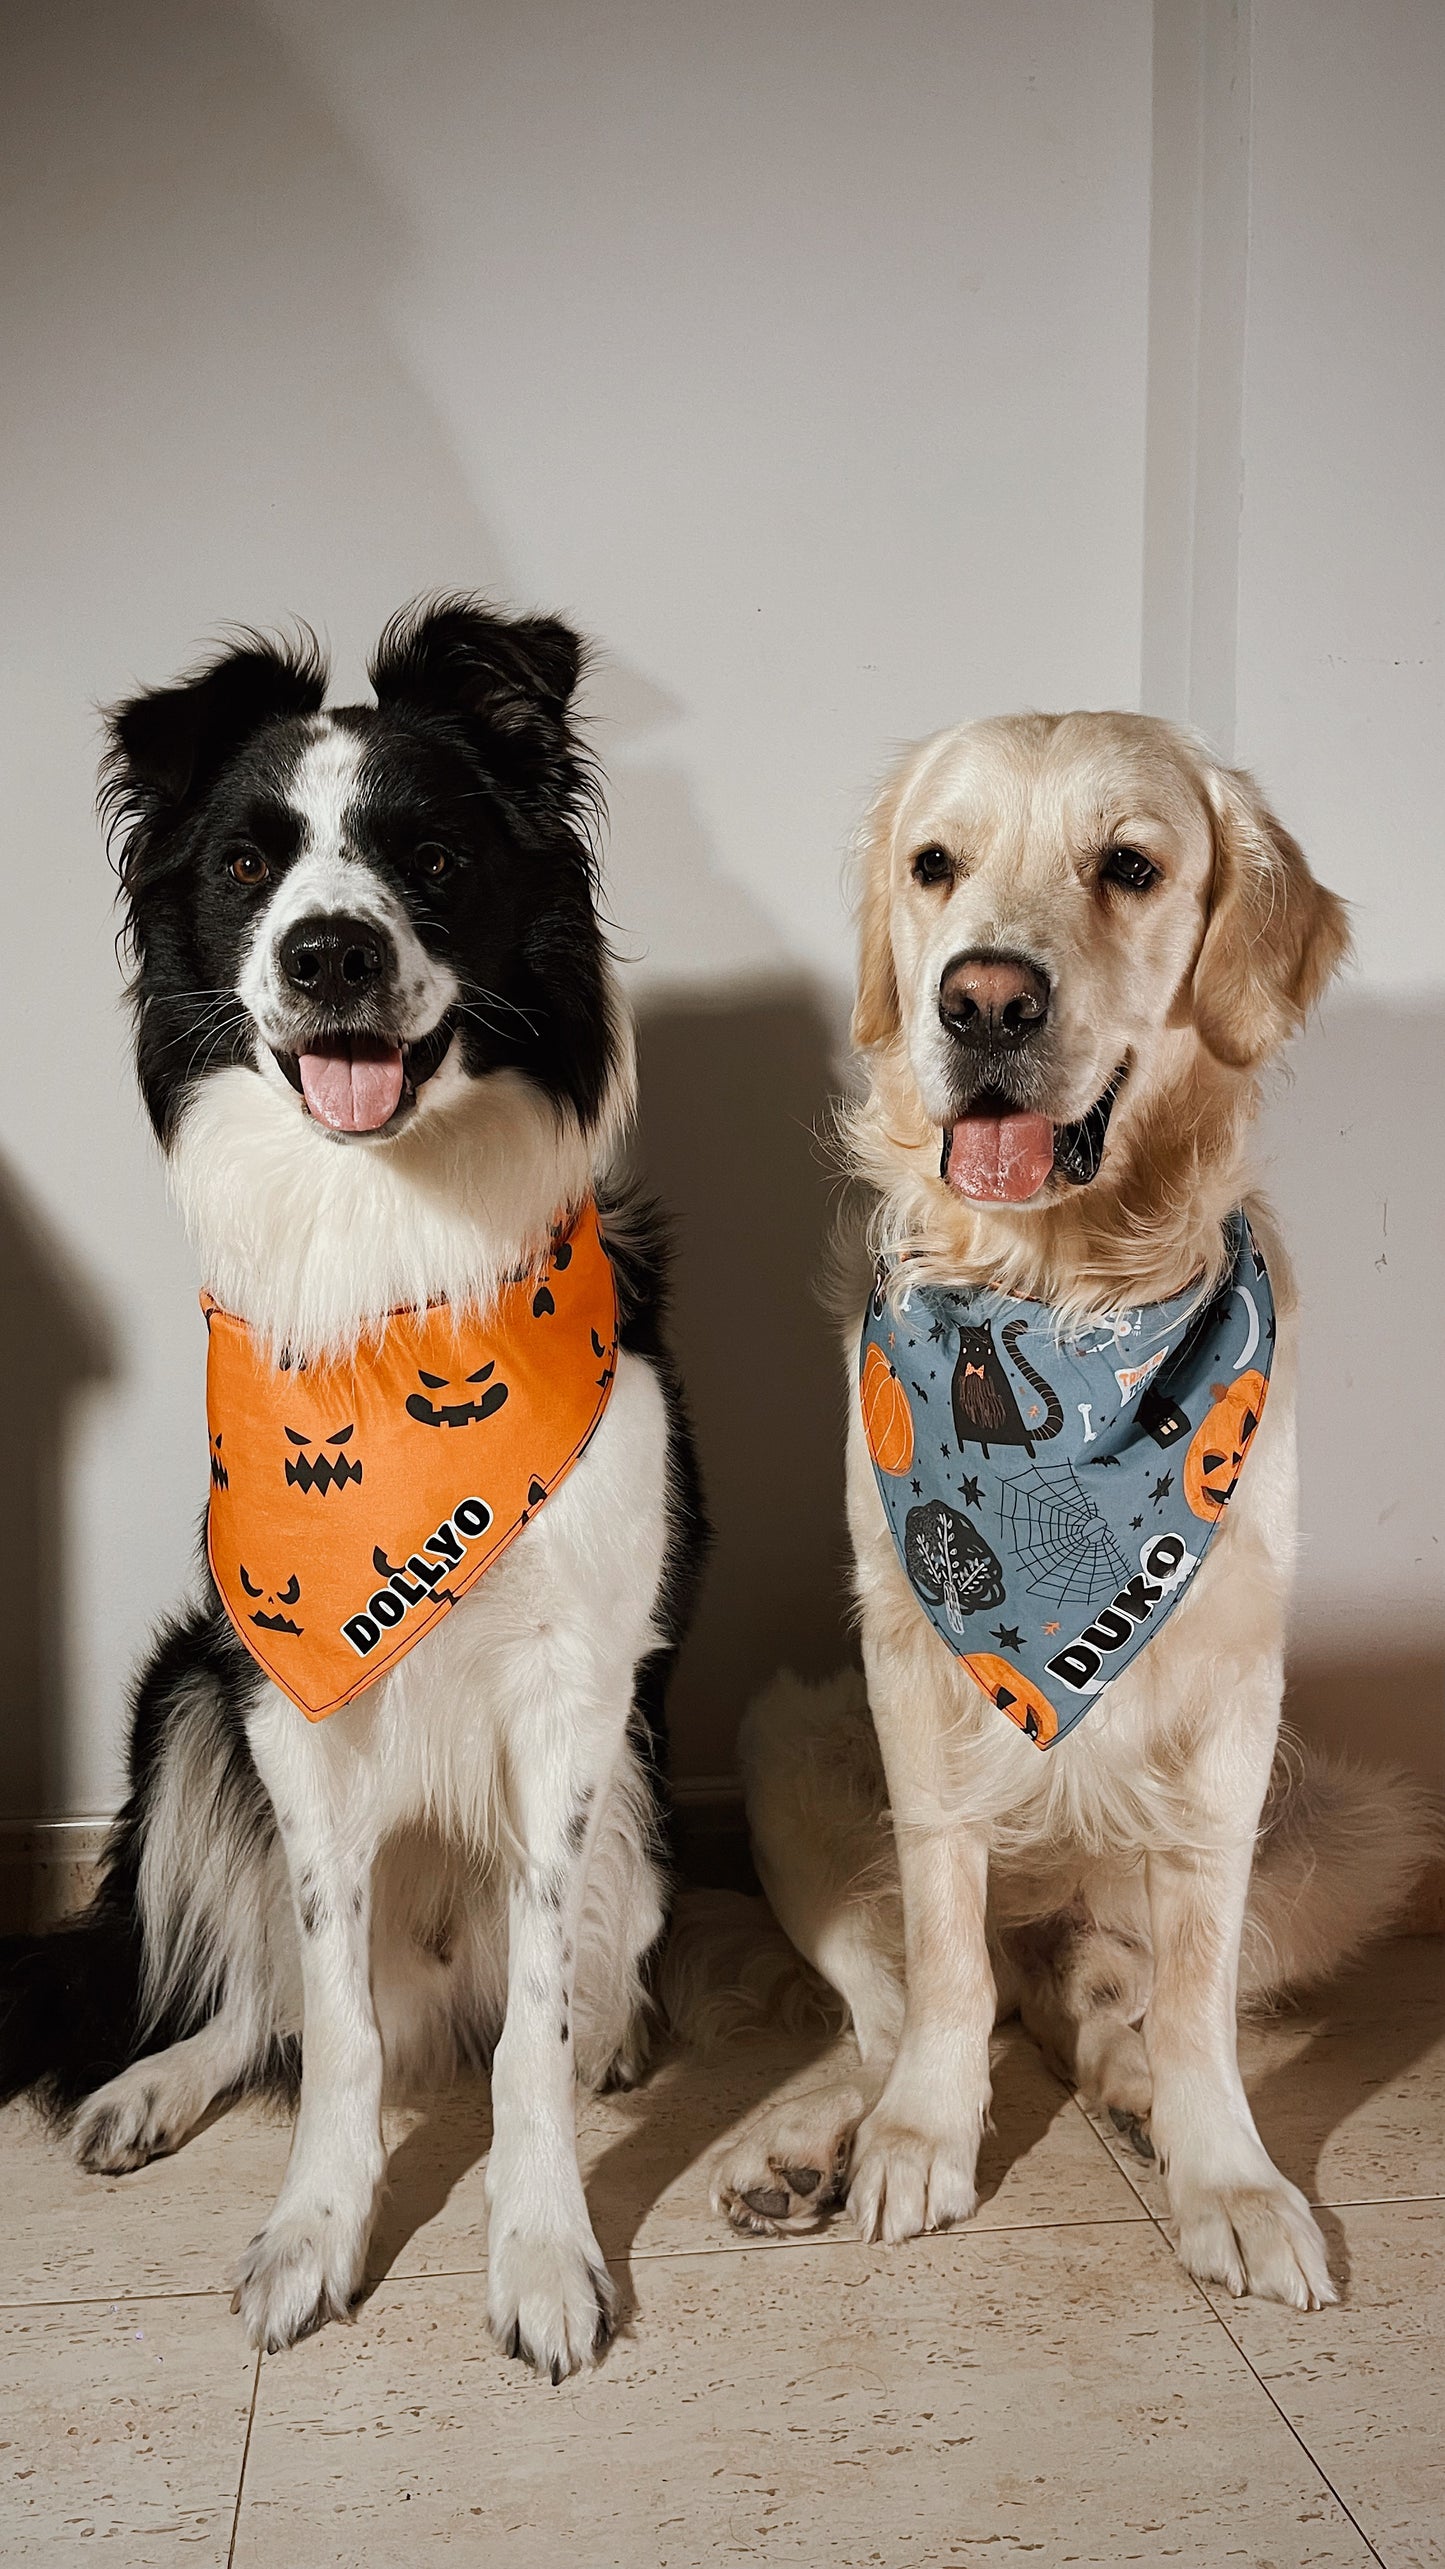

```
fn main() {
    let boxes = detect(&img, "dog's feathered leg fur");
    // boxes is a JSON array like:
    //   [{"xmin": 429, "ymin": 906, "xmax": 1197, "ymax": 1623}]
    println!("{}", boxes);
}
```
[{"xmin": 699, "ymin": 1664, "xmax": 1437, "ymax": 2235}]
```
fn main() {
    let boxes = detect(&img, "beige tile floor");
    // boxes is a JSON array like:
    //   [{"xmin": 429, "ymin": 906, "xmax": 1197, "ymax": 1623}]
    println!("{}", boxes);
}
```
[{"xmin": 0, "ymin": 1936, "xmax": 1438, "ymax": 2568}]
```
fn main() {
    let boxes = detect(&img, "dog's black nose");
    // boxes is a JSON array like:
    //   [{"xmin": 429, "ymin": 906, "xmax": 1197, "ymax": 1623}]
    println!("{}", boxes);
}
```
[
  {"xmin": 939, "ymin": 951, "xmax": 1051, "ymax": 1047},
  {"xmin": 278, "ymin": 914, "xmax": 395, "ymax": 1010}
]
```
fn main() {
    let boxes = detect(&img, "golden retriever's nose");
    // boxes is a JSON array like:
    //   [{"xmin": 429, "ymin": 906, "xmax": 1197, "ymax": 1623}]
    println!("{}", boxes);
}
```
[{"xmin": 939, "ymin": 951, "xmax": 1051, "ymax": 1047}]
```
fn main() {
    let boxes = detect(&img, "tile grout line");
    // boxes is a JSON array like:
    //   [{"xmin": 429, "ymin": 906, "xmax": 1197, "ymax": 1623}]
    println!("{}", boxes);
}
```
[
  {"xmin": 226, "ymin": 2346, "xmax": 262, "ymax": 2569},
  {"xmin": 1066, "ymin": 2094, "xmax": 1392, "ymax": 2569},
  {"xmin": 1, "ymin": 2190, "xmax": 1437, "ymax": 2314}
]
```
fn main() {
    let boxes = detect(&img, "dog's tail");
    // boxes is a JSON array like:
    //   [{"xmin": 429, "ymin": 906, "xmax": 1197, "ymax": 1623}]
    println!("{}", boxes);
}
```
[
  {"xmin": 1240, "ymin": 1741, "xmax": 1440, "ymax": 2003},
  {"xmin": 0, "ymin": 1870, "xmax": 146, "ymax": 2123},
  {"xmin": 661, "ymin": 1886, "xmax": 843, "ymax": 2048}
]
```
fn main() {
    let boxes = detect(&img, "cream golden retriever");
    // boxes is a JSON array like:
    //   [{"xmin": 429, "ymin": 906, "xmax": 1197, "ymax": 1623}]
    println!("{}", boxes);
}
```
[{"xmin": 705, "ymin": 711, "xmax": 1430, "ymax": 2308}]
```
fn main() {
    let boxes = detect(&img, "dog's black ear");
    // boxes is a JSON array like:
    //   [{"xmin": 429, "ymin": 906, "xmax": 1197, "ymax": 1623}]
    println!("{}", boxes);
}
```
[
  {"xmin": 103, "ymin": 633, "xmax": 329, "ymax": 829},
  {"xmin": 368, "ymin": 596, "xmax": 586, "ymax": 776}
]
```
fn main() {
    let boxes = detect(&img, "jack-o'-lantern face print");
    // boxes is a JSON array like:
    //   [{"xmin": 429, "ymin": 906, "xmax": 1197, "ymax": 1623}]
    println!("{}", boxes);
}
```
[
  {"xmin": 209, "ymin": 1431, "xmax": 229, "ymax": 1491},
  {"xmin": 965, "ymin": 1654, "xmax": 1059, "ymax": 1746},
  {"xmin": 405, "ymin": 1361, "xmax": 509, "ymax": 1430},
  {"xmin": 239, "ymin": 1566, "xmax": 304, "ymax": 1636},
  {"xmin": 283, "ymin": 1421, "xmax": 362, "ymax": 1495},
  {"xmin": 1184, "ymin": 1369, "xmax": 1268, "ymax": 1520}
]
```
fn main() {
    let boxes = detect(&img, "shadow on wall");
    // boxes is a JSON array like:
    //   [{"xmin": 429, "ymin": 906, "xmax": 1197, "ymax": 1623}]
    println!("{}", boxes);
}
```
[
  {"xmin": 635, "ymin": 981, "xmax": 856, "ymax": 1780},
  {"xmin": 0, "ymin": 1157, "xmax": 113, "ymax": 1826},
  {"xmin": 1263, "ymin": 992, "xmax": 1443, "ymax": 1790}
]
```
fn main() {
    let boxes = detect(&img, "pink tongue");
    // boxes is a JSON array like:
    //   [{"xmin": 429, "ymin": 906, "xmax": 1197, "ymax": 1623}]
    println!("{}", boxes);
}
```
[
  {"xmin": 296, "ymin": 1037, "xmax": 405, "ymax": 1134},
  {"xmin": 945, "ymin": 1112, "xmax": 1055, "ymax": 1203}
]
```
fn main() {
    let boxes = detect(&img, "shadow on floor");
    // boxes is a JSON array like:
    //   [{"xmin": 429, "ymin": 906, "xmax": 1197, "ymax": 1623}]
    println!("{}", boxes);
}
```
[
  {"xmin": 1242, "ymin": 1937, "xmax": 1445, "ymax": 2295},
  {"xmin": 0, "ymin": 1154, "xmax": 113, "ymax": 1834}
]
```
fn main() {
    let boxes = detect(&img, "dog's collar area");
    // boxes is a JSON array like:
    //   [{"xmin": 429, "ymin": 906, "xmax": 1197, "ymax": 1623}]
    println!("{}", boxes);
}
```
[
  {"xmin": 269, "ymin": 1012, "xmax": 456, "ymax": 1126},
  {"xmin": 938, "ymin": 1062, "xmax": 1129, "ymax": 1194}
]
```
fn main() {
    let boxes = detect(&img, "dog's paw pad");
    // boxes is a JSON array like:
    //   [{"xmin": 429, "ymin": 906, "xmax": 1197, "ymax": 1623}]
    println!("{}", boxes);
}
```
[
  {"xmin": 709, "ymin": 2086, "xmax": 864, "ymax": 2237},
  {"xmin": 1109, "ymin": 2106, "xmax": 1155, "ymax": 2161},
  {"xmin": 780, "ymin": 2164, "xmax": 822, "ymax": 2196}
]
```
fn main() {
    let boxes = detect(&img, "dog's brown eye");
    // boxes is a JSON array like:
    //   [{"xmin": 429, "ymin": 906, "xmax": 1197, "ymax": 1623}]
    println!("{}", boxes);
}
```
[
  {"xmin": 1101, "ymin": 845, "xmax": 1159, "ymax": 892},
  {"xmin": 911, "ymin": 846, "xmax": 953, "ymax": 887},
  {"xmin": 229, "ymin": 848, "xmax": 269, "ymax": 886},
  {"xmin": 414, "ymin": 843, "xmax": 453, "ymax": 880}
]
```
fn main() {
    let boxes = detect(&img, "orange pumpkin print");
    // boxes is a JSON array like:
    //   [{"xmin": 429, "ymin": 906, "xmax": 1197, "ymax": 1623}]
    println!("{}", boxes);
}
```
[
  {"xmin": 1184, "ymin": 1368, "xmax": 1268, "ymax": 1521},
  {"xmin": 861, "ymin": 1342, "xmax": 914, "ymax": 1475},
  {"xmin": 963, "ymin": 1654, "xmax": 1059, "ymax": 1747}
]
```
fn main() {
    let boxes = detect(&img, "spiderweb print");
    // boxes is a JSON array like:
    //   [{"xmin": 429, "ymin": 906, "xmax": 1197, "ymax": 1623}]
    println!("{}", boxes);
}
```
[{"xmin": 998, "ymin": 1463, "xmax": 1131, "ymax": 1611}]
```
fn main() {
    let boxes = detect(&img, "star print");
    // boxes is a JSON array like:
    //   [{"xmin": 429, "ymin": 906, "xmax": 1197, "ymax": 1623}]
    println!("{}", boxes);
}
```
[
  {"xmin": 939, "ymin": 1442, "xmax": 950, "ymax": 1459},
  {"xmin": 1130, "ymin": 1514, "xmax": 1144, "ymax": 1531},
  {"xmin": 1043, "ymin": 1621, "xmax": 1061, "ymax": 1636},
  {"xmin": 911, "ymin": 1479, "xmax": 922, "ymax": 1497},
  {"xmin": 992, "ymin": 1625, "xmax": 1023, "ymax": 1651},
  {"xmin": 1149, "ymin": 1471, "xmax": 1173, "ymax": 1508},
  {"xmin": 959, "ymin": 1475, "xmax": 983, "ymax": 1507}
]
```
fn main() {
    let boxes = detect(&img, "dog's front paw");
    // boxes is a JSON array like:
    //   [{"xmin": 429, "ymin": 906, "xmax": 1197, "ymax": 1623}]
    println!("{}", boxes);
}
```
[
  {"xmin": 487, "ymin": 2223, "xmax": 616, "ymax": 2381},
  {"xmin": 1170, "ymin": 2172, "xmax": 1337, "ymax": 2310},
  {"xmin": 230, "ymin": 2208, "xmax": 366, "ymax": 2352},
  {"xmin": 73, "ymin": 2072, "xmax": 181, "ymax": 2175},
  {"xmin": 846, "ymin": 2107, "xmax": 979, "ymax": 2245},
  {"xmin": 709, "ymin": 2079, "xmax": 866, "ymax": 2236}
]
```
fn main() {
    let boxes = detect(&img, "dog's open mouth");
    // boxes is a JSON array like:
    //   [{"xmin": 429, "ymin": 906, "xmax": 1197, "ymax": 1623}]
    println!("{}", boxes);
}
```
[
  {"xmin": 940, "ymin": 1065, "xmax": 1127, "ymax": 1204},
  {"xmin": 272, "ymin": 1016, "xmax": 455, "ymax": 1135}
]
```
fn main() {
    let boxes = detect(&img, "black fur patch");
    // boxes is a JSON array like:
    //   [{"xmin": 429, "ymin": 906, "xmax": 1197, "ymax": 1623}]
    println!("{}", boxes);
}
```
[{"xmin": 101, "ymin": 597, "xmax": 614, "ymax": 1145}]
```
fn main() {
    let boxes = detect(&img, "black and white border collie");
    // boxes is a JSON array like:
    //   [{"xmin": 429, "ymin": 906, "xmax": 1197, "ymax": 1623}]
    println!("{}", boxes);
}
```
[{"xmin": 0, "ymin": 600, "xmax": 704, "ymax": 2377}]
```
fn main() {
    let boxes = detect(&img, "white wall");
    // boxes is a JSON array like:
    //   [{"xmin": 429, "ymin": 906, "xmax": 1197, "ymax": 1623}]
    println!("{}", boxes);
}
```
[
  {"xmin": 1138, "ymin": 0, "xmax": 1443, "ymax": 1783},
  {"xmin": 1237, "ymin": 0, "xmax": 1445, "ymax": 1779},
  {"xmin": 0, "ymin": 0, "xmax": 1436, "ymax": 1816}
]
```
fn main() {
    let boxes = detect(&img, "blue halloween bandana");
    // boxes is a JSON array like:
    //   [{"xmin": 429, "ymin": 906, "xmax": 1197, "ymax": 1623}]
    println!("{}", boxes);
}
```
[{"xmin": 859, "ymin": 1215, "xmax": 1274, "ymax": 1748}]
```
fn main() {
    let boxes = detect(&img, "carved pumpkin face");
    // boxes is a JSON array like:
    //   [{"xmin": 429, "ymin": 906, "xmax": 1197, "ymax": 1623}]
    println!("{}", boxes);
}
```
[
  {"xmin": 283, "ymin": 1422, "xmax": 362, "ymax": 1495},
  {"xmin": 861, "ymin": 1343, "xmax": 914, "ymax": 1476},
  {"xmin": 209, "ymin": 1430, "xmax": 229, "ymax": 1491},
  {"xmin": 964, "ymin": 1653, "xmax": 1059, "ymax": 1746},
  {"xmin": 405, "ymin": 1362, "xmax": 510, "ymax": 1430},
  {"xmin": 1184, "ymin": 1369, "xmax": 1268, "ymax": 1520},
  {"xmin": 239, "ymin": 1565, "xmax": 304, "ymax": 1636}
]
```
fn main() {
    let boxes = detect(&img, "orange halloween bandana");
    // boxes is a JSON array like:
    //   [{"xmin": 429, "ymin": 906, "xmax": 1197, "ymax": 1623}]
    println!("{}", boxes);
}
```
[{"xmin": 204, "ymin": 1203, "xmax": 617, "ymax": 1720}]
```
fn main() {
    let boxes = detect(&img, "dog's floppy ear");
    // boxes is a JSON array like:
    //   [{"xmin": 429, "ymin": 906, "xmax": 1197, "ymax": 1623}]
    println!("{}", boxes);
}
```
[
  {"xmin": 1190, "ymin": 761, "xmax": 1351, "ymax": 1069},
  {"xmin": 369, "ymin": 596, "xmax": 585, "ymax": 774},
  {"xmin": 103, "ymin": 634, "xmax": 328, "ymax": 832},
  {"xmin": 851, "ymin": 757, "xmax": 915, "ymax": 1050}
]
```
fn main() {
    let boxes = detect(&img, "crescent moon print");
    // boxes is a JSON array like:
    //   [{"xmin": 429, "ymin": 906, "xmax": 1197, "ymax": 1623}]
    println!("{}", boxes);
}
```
[{"xmin": 1232, "ymin": 1286, "xmax": 1260, "ymax": 1371}]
